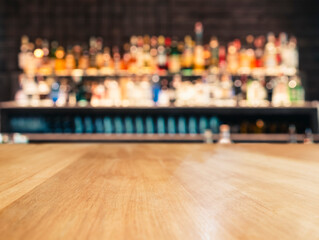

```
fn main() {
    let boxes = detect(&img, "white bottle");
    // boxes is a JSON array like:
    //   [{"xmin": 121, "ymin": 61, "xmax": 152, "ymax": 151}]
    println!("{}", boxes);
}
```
[{"xmin": 218, "ymin": 124, "xmax": 232, "ymax": 144}]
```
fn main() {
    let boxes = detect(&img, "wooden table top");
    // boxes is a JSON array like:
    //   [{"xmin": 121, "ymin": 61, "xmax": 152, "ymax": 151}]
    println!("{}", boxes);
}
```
[{"xmin": 0, "ymin": 144, "xmax": 319, "ymax": 240}]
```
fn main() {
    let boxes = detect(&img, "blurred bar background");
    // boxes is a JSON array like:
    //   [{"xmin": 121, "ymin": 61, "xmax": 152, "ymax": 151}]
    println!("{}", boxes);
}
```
[
  {"xmin": 0, "ymin": 0, "xmax": 318, "ymax": 101},
  {"xmin": 0, "ymin": 0, "xmax": 318, "ymax": 143}
]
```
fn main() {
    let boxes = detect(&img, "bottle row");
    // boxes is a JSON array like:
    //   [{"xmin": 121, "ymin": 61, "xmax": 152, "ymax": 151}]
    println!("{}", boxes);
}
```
[
  {"xmin": 8, "ymin": 115, "xmax": 307, "ymax": 135},
  {"xmin": 18, "ymin": 22, "xmax": 298, "ymax": 77},
  {"xmin": 10, "ymin": 116, "xmax": 220, "ymax": 134},
  {"xmin": 15, "ymin": 73, "xmax": 305, "ymax": 107}
]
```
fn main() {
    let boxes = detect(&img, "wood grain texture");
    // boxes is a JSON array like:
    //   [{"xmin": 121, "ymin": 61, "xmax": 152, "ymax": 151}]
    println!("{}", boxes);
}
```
[{"xmin": 0, "ymin": 144, "xmax": 319, "ymax": 240}]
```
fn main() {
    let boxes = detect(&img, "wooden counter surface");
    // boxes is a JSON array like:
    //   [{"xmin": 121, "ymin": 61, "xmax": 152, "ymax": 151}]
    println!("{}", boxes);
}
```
[{"xmin": 0, "ymin": 144, "xmax": 319, "ymax": 239}]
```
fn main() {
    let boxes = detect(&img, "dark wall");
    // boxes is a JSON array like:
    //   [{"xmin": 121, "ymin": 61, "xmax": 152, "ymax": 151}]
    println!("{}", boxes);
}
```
[{"xmin": 1, "ymin": 0, "xmax": 319, "ymax": 101}]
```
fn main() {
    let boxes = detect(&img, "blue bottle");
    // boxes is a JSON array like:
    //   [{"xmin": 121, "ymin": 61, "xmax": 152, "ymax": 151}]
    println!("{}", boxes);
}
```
[
  {"xmin": 95, "ymin": 118, "xmax": 104, "ymax": 133},
  {"xmin": 188, "ymin": 116, "xmax": 197, "ymax": 135},
  {"xmin": 167, "ymin": 116, "xmax": 176, "ymax": 135},
  {"xmin": 157, "ymin": 116, "xmax": 166, "ymax": 135},
  {"xmin": 135, "ymin": 116, "xmax": 144, "ymax": 134},
  {"xmin": 63, "ymin": 117, "xmax": 72, "ymax": 133},
  {"xmin": 50, "ymin": 81, "xmax": 60, "ymax": 104},
  {"xmin": 84, "ymin": 117, "xmax": 94, "ymax": 133},
  {"xmin": 145, "ymin": 116, "xmax": 154, "ymax": 134},
  {"xmin": 178, "ymin": 116, "xmax": 187, "ymax": 134},
  {"xmin": 114, "ymin": 117, "xmax": 124, "ymax": 134},
  {"xmin": 209, "ymin": 117, "xmax": 220, "ymax": 134},
  {"xmin": 199, "ymin": 116, "xmax": 208, "ymax": 134},
  {"xmin": 103, "ymin": 117, "xmax": 113, "ymax": 134},
  {"xmin": 152, "ymin": 81, "xmax": 161, "ymax": 105},
  {"xmin": 124, "ymin": 116, "xmax": 134, "ymax": 134}
]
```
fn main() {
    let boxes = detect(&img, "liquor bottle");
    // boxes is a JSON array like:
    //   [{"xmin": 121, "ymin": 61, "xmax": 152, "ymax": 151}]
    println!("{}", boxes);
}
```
[
  {"xmin": 112, "ymin": 46, "xmax": 121, "ymax": 74},
  {"xmin": 74, "ymin": 116, "xmax": 83, "ymax": 133},
  {"xmin": 167, "ymin": 116, "xmax": 176, "ymax": 135},
  {"xmin": 84, "ymin": 116, "xmax": 94, "ymax": 133},
  {"xmin": 40, "ymin": 39, "xmax": 52, "ymax": 75},
  {"xmin": 157, "ymin": 116, "xmax": 166, "ymax": 135},
  {"xmin": 151, "ymin": 75, "xmax": 161, "ymax": 105},
  {"xmin": 79, "ymin": 45, "xmax": 90, "ymax": 71},
  {"xmin": 33, "ymin": 38, "xmax": 45, "ymax": 74},
  {"xmin": 105, "ymin": 78, "xmax": 121, "ymax": 106},
  {"xmin": 124, "ymin": 116, "xmax": 134, "ymax": 134},
  {"xmin": 218, "ymin": 124, "xmax": 232, "ymax": 144},
  {"xmin": 114, "ymin": 116, "xmax": 124, "ymax": 134},
  {"xmin": 246, "ymin": 76, "xmax": 267, "ymax": 106},
  {"xmin": 103, "ymin": 117, "xmax": 113, "ymax": 134},
  {"xmin": 178, "ymin": 116, "xmax": 187, "ymax": 134},
  {"xmin": 218, "ymin": 46, "xmax": 226, "ymax": 72},
  {"xmin": 24, "ymin": 42, "xmax": 36, "ymax": 75},
  {"xmin": 100, "ymin": 47, "xmax": 114, "ymax": 75},
  {"xmin": 194, "ymin": 77, "xmax": 210, "ymax": 106},
  {"xmin": 91, "ymin": 82, "xmax": 105, "ymax": 106},
  {"xmin": 56, "ymin": 78, "xmax": 69, "ymax": 106},
  {"xmin": 204, "ymin": 44, "xmax": 211, "ymax": 70},
  {"xmin": 220, "ymin": 73, "xmax": 234, "ymax": 100},
  {"xmin": 37, "ymin": 77, "xmax": 50, "ymax": 100},
  {"xmin": 209, "ymin": 117, "xmax": 220, "ymax": 134},
  {"xmin": 136, "ymin": 36, "xmax": 144, "ymax": 73},
  {"xmin": 286, "ymin": 37, "xmax": 299, "ymax": 73},
  {"xmin": 18, "ymin": 35, "xmax": 30, "ymax": 70},
  {"xmin": 254, "ymin": 36, "xmax": 265, "ymax": 69},
  {"xmin": 142, "ymin": 43, "xmax": 152, "ymax": 74},
  {"xmin": 22, "ymin": 75, "xmax": 38, "ymax": 104},
  {"xmin": 199, "ymin": 116, "xmax": 208, "ymax": 134},
  {"xmin": 239, "ymin": 36, "xmax": 254, "ymax": 74},
  {"xmin": 193, "ymin": 22, "xmax": 205, "ymax": 74},
  {"xmin": 54, "ymin": 46, "xmax": 66, "ymax": 73},
  {"xmin": 157, "ymin": 35, "xmax": 168, "ymax": 74},
  {"xmin": 89, "ymin": 37, "xmax": 97, "ymax": 69},
  {"xmin": 128, "ymin": 36, "xmax": 138, "ymax": 74},
  {"xmin": 15, "ymin": 75, "xmax": 28, "ymax": 105},
  {"xmin": 73, "ymin": 45, "xmax": 82, "ymax": 69},
  {"xmin": 95, "ymin": 38, "xmax": 105, "ymax": 69},
  {"xmin": 95, "ymin": 118, "xmax": 104, "ymax": 133},
  {"xmin": 181, "ymin": 35, "xmax": 193, "ymax": 76},
  {"xmin": 289, "ymin": 124, "xmax": 297, "ymax": 143},
  {"xmin": 188, "ymin": 116, "xmax": 197, "ymax": 134},
  {"xmin": 149, "ymin": 36, "xmax": 158, "ymax": 73},
  {"xmin": 50, "ymin": 81, "xmax": 60, "ymax": 104},
  {"xmin": 254, "ymin": 119, "xmax": 266, "ymax": 134},
  {"xmin": 246, "ymin": 35, "xmax": 256, "ymax": 70},
  {"xmin": 272, "ymin": 76, "xmax": 290, "ymax": 106},
  {"xmin": 304, "ymin": 128, "xmax": 314, "ymax": 144},
  {"xmin": 227, "ymin": 41, "xmax": 239, "ymax": 74},
  {"xmin": 288, "ymin": 75, "xmax": 304, "ymax": 105},
  {"xmin": 233, "ymin": 76, "xmax": 242, "ymax": 101},
  {"xmin": 65, "ymin": 47, "xmax": 76, "ymax": 72},
  {"xmin": 121, "ymin": 43, "xmax": 131, "ymax": 72},
  {"xmin": 140, "ymin": 76, "xmax": 153, "ymax": 106},
  {"xmin": 135, "ymin": 116, "xmax": 144, "ymax": 134},
  {"xmin": 145, "ymin": 116, "xmax": 155, "ymax": 134},
  {"xmin": 168, "ymin": 38, "xmax": 181, "ymax": 74},
  {"xmin": 209, "ymin": 37, "xmax": 219, "ymax": 74},
  {"xmin": 49, "ymin": 41, "xmax": 59, "ymax": 59},
  {"xmin": 264, "ymin": 33, "xmax": 278, "ymax": 75},
  {"xmin": 278, "ymin": 32, "xmax": 288, "ymax": 69},
  {"xmin": 158, "ymin": 79, "xmax": 170, "ymax": 106}
]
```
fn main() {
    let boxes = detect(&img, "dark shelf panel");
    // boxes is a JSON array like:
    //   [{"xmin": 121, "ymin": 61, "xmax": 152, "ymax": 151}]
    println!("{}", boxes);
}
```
[{"xmin": 1, "ymin": 101, "xmax": 318, "ymax": 136}]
